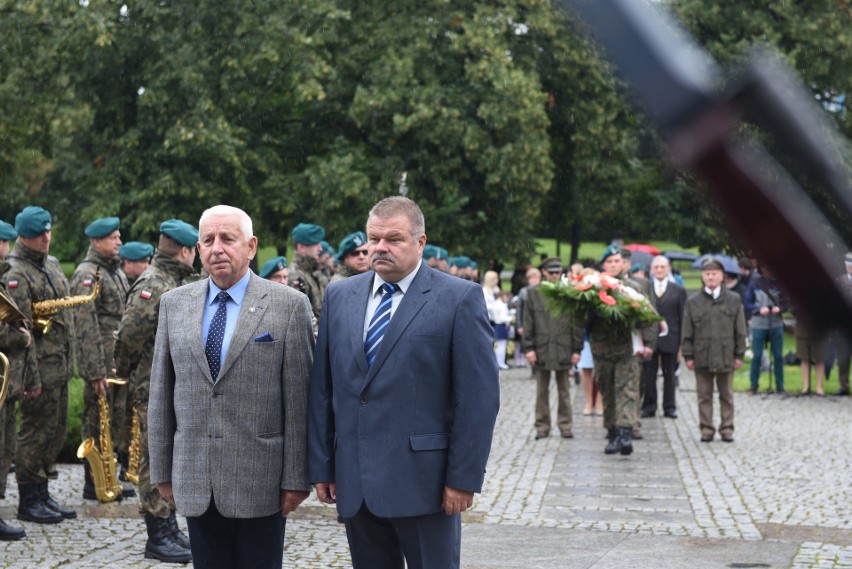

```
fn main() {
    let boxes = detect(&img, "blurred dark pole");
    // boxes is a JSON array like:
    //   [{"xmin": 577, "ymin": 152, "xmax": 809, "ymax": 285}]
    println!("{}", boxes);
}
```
[{"xmin": 563, "ymin": 0, "xmax": 852, "ymax": 334}]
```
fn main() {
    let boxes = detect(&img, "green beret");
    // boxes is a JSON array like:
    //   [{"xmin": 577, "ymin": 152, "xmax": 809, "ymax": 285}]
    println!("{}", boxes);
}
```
[
  {"xmin": 456, "ymin": 256, "xmax": 473, "ymax": 269},
  {"xmin": 85, "ymin": 216, "xmax": 120, "ymax": 238},
  {"xmin": 600, "ymin": 244, "xmax": 622, "ymax": 263},
  {"xmin": 701, "ymin": 257, "xmax": 724, "ymax": 271},
  {"xmin": 338, "ymin": 231, "xmax": 367, "ymax": 259},
  {"xmin": 438, "ymin": 247, "xmax": 449, "ymax": 261},
  {"xmin": 15, "ymin": 206, "xmax": 51, "ymax": 238},
  {"xmin": 446, "ymin": 256, "xmax": 460, "ymax": 267},
  {"xmin": 160, "ymin": 219, "xmax": 198, "ymax": 247},
  {"xmin": 422, "ymin": 244, "xmax": 438, "ymax": 260},
  {"xmin": 470, "ymin": 261, "xmax": 478, "ymax": 270},
  {"xmin": 259, "ymin": 256, "xmax": 288, "ymax": 278},
  {"xmin": 629, "ymin": 263, "xmax": 645, "ymax": 274},
  {"xmin": 119, "ymin": 242, "xmax": 154, "ymax": 261},
  {"xmin": 292, "ymin": 223, "xmax": 325, "ymax": 245},
  {"xmin": 0, "ymin": 221, "xmax": 17, "ymax": 241},
  {"xmin": 320, "ymin": 240, "xmax": 336, "ymax": 256}
]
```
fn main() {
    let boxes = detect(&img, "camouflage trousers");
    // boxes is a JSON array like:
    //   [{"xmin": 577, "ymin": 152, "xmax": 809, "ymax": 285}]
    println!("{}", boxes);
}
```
[
  {"xmin": 83, "ymin": 379, "xmax": 132, "ymax": 455},
  {"xmin": 16, "ymin": 384, "xmax": 67, "ymax": 485},
  {"xmin": 137, "ymin": 402, "xmax": 172, "ymax": 519},
  {"xmin": 596, "ymin": 354, "xmax": 640, "ymax": 430},
  {"xmin": 0, "ymin": 398, "xmax": 17, "ymax": 497}
]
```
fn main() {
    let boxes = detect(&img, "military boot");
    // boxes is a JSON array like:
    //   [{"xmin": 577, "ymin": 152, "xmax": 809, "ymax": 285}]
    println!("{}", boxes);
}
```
[
  {"xmin": 167, "ymin": 510, "xmax": 191, "ymax": 549},
  {"xmin": 619, "ymin": 427, "xmax": 634, "ymax": 456},
  {"xmin": 0, "ymin": 517, "xmax": 26, "ymax": 541},
  {"xmin": 16, "ymin": 483, "xmax": 63, "ymax": 524},
  {"xmin": 82, "ymin": 461, "xmax": 97, "ymax": 500},
  {"xmin": 604, "ymin": 428, "xmax": 621, "ymax": 454},
  {"xmin": 120, "ymin": 480, "xmax": 136, "ymax": 498},
  {"xmin": 144, "ymin": 513, "xmax": 192, "ymax": 564},
  {"xmin": 38, "ymin": 482, "xmax": 77, "ymax": 519}
]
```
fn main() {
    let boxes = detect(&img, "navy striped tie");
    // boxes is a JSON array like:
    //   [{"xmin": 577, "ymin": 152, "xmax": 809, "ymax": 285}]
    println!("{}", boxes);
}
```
[{"xmin": 364, "ymin": 283, "xmax": 399, "ymax": 367}]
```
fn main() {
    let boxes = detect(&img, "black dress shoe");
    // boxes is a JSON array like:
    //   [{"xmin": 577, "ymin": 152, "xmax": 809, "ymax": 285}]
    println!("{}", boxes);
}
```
[
  {"xmin": 640, "ymin": 410, "xmax": 655, "ymax": 418},
  {"xmin": 534, "ymin": 431, "xmax": 549, "ymax": 440},
  {"xmin": 721, "ymin": 433, "xmax": 734, "ymax": 443},
  {"xmin": 700, "ymin": 433, "xmax": 713, "ymax": 442},
  {"xmin": 664, "ymin": 410, "xmax": 678, "ymax": 419}
]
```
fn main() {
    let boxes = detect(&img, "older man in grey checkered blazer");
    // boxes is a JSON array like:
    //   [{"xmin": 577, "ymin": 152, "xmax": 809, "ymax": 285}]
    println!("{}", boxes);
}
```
[{"xmin": 149, "ymin": 205, "xmax": 314, "ymax": 569}]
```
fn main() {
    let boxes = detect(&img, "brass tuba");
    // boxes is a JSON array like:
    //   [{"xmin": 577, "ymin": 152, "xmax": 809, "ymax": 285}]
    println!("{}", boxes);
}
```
[
  {"xmin": 0, "ymin": 352, "xmax": 9, "ymax": 409},
  {"xmin": 125, "ymin": 404, "xmax": 140, "ymax": 486},
  {"xmin": 77, "ymin": 378, "xmax": 125, "ymax": 503},
  {"xmin": 32, "ymin": 270, "xmax": 101, "ymax": 334}
]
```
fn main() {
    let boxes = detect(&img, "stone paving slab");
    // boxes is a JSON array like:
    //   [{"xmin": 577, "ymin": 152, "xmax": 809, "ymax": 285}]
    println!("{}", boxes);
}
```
[{"xmin": 0, "ymin": 364, "xmax": 850, "ymax": 568}]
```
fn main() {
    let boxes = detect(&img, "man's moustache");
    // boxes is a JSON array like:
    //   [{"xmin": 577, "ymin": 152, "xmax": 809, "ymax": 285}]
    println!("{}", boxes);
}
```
[{"xmin": 371, "ymin": 253, "xmax": 395, "ymax": 263}]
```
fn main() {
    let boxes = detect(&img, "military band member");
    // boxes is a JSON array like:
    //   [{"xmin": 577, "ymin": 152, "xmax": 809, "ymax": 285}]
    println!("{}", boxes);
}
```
[
  {"xmin": 0, "ymin": 220, "xmax": 32, "ymax": 540},
  {"xmin": 331, "ymin": 231, "xmax": 369, "ymax": 283},
  {"xmin": 119, "ymin": 241, "xmax": 154, "ymax": 287},
  {"xmin": 288, "ymin": 223, "xmax": 329, "ymax": 320},
  {"xmin": 114, "ymin": 220, "xmax": 198, "ymax": 564},
  {"xmin": 259, "ymin": 255, "xmax": 289, "ymax": 284},
  {"xmin": 4, "ymin": 206, "xmax": 77, "ymax": 524},
  {"xmin": 71, "ymin": 217, "xmax": 135, "ymax": 500}
]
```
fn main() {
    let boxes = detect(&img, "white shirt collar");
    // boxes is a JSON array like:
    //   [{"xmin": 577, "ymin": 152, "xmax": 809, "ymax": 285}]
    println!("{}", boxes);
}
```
[
  {"xmin": 704, "ymin": 286, "xmax": 721, "ymax": 300},
  {"xmin": 654, "ymin": 277, "xmax": 668, "ymax": 292},
  {"xmin": 371, "ymin": 260, "xmax": 422, "ymax": 297}
]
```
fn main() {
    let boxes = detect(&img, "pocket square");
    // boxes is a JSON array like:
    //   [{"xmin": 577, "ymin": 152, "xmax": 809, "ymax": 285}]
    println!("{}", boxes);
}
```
[{"xmin": 253, "ymin": 332, "xmax": 274, "ymax": 343}]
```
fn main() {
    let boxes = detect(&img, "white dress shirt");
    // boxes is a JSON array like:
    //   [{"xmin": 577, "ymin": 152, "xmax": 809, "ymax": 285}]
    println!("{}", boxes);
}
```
[{"xmin": 363, "ymin": 261, "xmax": 422, "ymax": 341}]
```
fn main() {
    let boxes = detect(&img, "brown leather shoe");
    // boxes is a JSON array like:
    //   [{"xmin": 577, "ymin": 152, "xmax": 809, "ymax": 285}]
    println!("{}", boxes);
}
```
[
  {"xmin": 560, "ymin": 431, "xmax": 574, "ymax": 439},
  {"xmin": 721, "ymin": 433, "xmax": 734, "ymax": 443},
  {"xmin": 534, "ymin": 431, "xmax": 549, "ymax": 440},
  {"xmin": 700, "ymin": 433, "xmax": 713, "ymax": 442}
]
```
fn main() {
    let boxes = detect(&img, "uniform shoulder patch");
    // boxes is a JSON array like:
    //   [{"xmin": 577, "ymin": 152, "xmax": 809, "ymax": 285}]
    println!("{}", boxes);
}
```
[
  {"xmin": 140, "ymin": 290, "xmax": 153, "ymax": 300},
  {"xmin": 8, "ymin": 280, "xmax": 17, "ymax": 288},
  {"xmin": 83, "ymin": 279, "xmax": 93, "ymax": 287}
]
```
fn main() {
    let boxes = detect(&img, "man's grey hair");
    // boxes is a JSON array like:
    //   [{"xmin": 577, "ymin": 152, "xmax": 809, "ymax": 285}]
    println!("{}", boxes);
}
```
[
  {"xmin": 366, "ymin": 196, "xmax": 425, "ymax": 238},
  {"xmin": 199, "ymin": 205, "xmax": 253, "ymax": 242},
  {"xmin": 651, "ymin": 255, "xmax": 670, "ymax": 268}
]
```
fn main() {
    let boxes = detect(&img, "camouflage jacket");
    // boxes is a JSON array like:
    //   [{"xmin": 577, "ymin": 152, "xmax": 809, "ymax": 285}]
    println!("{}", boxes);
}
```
[
  {"xmin": 586, "ymin": 275, "xmax": 658, "ymax": 359},
  {"xmin": 114, "ymin": 252, "xmax": 197, "ymax": 402},
  {"xmin": 71, "ymin": 246, "xmax": 129, "ymax": 381},
  {"xmin": 0, "ymin": 261, "xmax": 38, "ymax": 397},
  {"xmin": 3, "ymin": 242, "xmax": 75, "ymax": 390},
  {"xmin": 330, "ymin": 262, "xmax": 363, "ymax": 283},
  {"xmin": 289, "ymin": 253, "xmax": 328, "ymax": 319}
]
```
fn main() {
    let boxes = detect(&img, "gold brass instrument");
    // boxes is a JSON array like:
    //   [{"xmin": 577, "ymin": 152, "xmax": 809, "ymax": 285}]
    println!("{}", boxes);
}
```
[
  {"xmin": 125, "ymin": 404, "xmax": 140, "ymax": 485},
  {"xmin": 77, "ymin": 378, "xmax": 126, "ymax": 503},
  {"xmin": 0, "ymin": 352, "xmax": 9, "ymax": 409},
  {"xmin": 32, "ymin": 270, "xmax": 101, "ymax": 334},
  {"xmin": 0, "ymin": 289, "xmax": 27, "ymax": 324}
]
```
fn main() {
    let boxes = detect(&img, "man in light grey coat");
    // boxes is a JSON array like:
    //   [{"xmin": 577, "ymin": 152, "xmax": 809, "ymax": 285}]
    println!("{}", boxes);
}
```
[{"xmin": 149, "ymin": 205, "xmax": 314, "ymax": 569}]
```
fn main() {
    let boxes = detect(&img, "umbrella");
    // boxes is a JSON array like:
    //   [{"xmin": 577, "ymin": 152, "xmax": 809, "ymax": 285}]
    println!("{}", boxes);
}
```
[
  {"xmin": 691, "ymin": 253, "xmax": 740, "ymax": 274},
  {"xmin": 624, "ymin": 243, "xmax": 662, "ymax": 255},
  {"xmin": 626, "ymin": 250, "xmax": 654, "ymax": 269},
  {"xmin": 663, "ymin": 250, "xmax": 698, "ymax": 262}
]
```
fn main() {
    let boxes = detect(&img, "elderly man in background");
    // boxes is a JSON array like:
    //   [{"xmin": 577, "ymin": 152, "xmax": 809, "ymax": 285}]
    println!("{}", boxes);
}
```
[{"xmin": 681, "ymin": 257, "xmax": 747, "ymax": 443}]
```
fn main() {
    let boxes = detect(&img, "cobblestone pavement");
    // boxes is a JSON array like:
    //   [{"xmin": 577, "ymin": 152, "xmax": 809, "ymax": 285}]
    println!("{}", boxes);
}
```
[{"xmin": 0, "ymin": 365, "xmax": 849, "ymax": 568}]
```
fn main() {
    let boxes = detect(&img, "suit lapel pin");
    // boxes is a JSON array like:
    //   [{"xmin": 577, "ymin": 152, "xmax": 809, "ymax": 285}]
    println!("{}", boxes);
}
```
[{"xmin": 249, "ymin": 307, "xmax": 256, "ymax": 313}]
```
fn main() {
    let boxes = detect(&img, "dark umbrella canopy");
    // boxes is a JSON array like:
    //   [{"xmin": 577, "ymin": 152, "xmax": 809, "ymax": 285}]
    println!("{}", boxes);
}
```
[
  {"xmin": 663, "ymin": 250, "xmax": 698, "ymax": 262},
  {"xmin": 691, "ymin": 253, "xmax": 740, "ymax": 274}
]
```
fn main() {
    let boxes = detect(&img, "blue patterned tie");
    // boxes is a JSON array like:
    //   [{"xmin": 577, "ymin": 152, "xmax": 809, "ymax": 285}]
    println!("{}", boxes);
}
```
[
  {"xmin": 205, "ymin": 291, "xmax": 230, "ymax": 380},
  {"xmin": 364, "ymin": 283, "xmax": 399, "ymax": 367}
]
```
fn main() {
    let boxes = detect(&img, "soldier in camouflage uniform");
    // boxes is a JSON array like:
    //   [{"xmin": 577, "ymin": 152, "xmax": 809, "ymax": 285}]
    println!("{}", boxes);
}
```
[
  {"xmin": 0, "ymin": 220, "xmax": 32, "ymax": 540},
  {"xmin": 585, "ymin": 245, "xmax": 657, "ymax": 456},
  {"xmin": 114, "ymin": 220, "xmax": 198, "ymax": 564},
  {"xmin": 259, "ymin": 255, "xmax": 288, "ymax": 284},
  {"xmin": 288, "ymin": 223, "xmax": 329, "ymax": 321},
  {"xmin": 71, "ymin": 217, "xmax": 135, "ymax": 500},
  {"xmin": 331, "ymin": 231, "xmax": 369, "ymax": 283},
  {"xmin": 3, "ymin": 206, "xmax": 77, "ymax": 524},
  {"xmin": 119, "ymin": 242, "xmax": 154, "ymax": 288}
]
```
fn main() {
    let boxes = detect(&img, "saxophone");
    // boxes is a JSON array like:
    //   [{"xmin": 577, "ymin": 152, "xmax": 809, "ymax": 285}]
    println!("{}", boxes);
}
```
[
  {"xmin": 32, "ymin": 270, "xmax": 101, "ymax": 334},
  {"xmin": 125, "ymin": 404, "xmax": 140, "ymax": 485},
  {"xmin": 0, "ymin": 352, "xmax": 9, "ymax": 409},
  {"xmin": 76, "ymin": 378, "xmax": 126, "ymax": 502}
]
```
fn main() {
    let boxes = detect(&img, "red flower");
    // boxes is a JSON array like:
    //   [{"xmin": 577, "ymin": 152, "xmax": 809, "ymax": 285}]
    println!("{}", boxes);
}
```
[
  {"xmin": 575, "ymin": 282, "xmax": 593, "ymax": 291},
  {"xmin": 599, "ymin": 289, "xmax": 617, "ymax": 306},
  {"xmin": 601, "ymin": 277, "xmax": 619, "ymax": 290}
]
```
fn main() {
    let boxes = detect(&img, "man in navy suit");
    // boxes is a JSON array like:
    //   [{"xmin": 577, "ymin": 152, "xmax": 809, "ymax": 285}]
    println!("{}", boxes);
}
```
[{"xmin": 308, "ymin": 197, "xmax": 500, "ymax": 569}]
